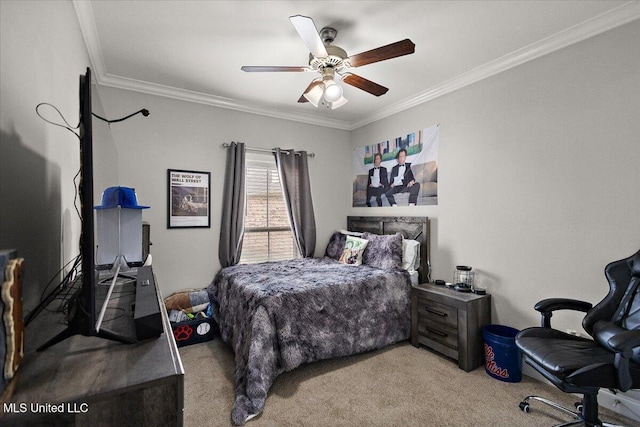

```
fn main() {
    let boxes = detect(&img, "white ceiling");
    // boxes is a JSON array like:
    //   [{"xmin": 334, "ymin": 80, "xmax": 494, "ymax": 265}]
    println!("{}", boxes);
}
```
[{"xmin": 73, "ymin": 1, "xmax": 640, "ymax": 130}]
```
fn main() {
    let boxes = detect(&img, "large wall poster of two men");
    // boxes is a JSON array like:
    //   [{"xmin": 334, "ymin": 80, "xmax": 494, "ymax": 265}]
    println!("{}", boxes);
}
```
[{"xmin": 352, "ymin": 124, "xmax": 439, "ymax": 207}]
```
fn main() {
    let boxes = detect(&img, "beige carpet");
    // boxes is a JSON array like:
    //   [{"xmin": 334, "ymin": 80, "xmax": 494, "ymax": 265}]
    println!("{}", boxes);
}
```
[{"xmin": 180, "ymin": 339, "xmax": 634, "ymax": 426}]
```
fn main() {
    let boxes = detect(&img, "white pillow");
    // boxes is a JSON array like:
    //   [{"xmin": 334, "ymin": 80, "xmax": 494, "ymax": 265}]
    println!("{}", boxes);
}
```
[
  {"xmin": 339, "ymin": 235, "xmax": 369, "ymax": 266},
  {"xmin": 339, "ymin": 229, "xmax": 364, "ymax": 237},
  {"xmin": 402, "ymin": 239, "xmax": 420, "ymax": 272}
]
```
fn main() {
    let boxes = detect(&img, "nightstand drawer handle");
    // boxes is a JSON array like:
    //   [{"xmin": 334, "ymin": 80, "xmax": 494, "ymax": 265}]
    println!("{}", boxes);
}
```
[
  {"xmin": 426, "ymin": 307, "xmax": 448, "ymax": 317},
  {"xmin": 425, "ymin": 327, "xmax": 447, "ymax": 337}
]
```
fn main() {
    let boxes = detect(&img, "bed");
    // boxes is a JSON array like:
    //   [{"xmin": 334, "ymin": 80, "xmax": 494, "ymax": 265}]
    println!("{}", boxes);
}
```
[{"xmin": 208, "ymin": 216, "xmax": 430, "ymax": 425}]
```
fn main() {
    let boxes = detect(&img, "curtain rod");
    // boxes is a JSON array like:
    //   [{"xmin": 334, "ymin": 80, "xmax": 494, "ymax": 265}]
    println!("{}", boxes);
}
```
[{"xmin": 221, "ymin": 142, "xmax": 315, "ymax": 158}]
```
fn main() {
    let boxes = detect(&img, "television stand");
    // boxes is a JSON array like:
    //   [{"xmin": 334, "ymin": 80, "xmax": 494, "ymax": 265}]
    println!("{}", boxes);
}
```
[
  {"xmin": 1, "ymin": 270, "xmax": 184, "ymax": 425},
  {"xmin": 36, "ymin": 317, "xmax": 136, "ymax": 352},
  {"xmin": 36, "ymin": 280, "xmax": 137, "ymax": 352}
]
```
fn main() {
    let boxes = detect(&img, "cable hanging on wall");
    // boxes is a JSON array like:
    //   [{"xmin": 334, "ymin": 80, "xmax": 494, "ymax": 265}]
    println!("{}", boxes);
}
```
[
  {"xmin": 35, "ymin": 102, "xmax": 152, "ymax": 221},
  {"xmin": 35, "ymin": 103, "xmax": 80, "ymax": 138},
  {"xmin": 92, "ymin": 108, "xmax": 150, "ymax": 125},
  {"xmin": 35, "ymin": 103, "xmax": 150, "ymax": 132}
]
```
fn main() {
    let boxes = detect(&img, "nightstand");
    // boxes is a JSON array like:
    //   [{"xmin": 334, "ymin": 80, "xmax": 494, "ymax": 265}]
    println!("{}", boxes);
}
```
[{"xmin": 411, "ymin": 283, "xmax": 491, "ymax": 372}]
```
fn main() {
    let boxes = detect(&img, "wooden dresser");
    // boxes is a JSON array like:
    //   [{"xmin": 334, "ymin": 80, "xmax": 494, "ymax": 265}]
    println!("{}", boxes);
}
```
[
  {"xmin": 1, "ymin": 271, "xmax": 184, "ymax": 425},
  {"xmin": 411, "ymin": 283, "xmax": 491, "ymax": 372}
]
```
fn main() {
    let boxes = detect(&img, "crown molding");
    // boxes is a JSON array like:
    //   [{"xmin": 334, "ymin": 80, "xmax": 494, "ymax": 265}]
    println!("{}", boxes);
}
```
[
  {"xmin": 74, "ymin": 1, "xmax": 640, "ymax": 132},
  {"xmin": 73, "ymin": 0, "xmax": 106, "ymax": 83},
  {"xmin": 350, "ymin": 1, "xmax": 640, "ymax": 129},
  {"xmin": 71, "ymin": 1, "xmax": 352, "ymax": 130},
  {"xmin": 98, "ymin": 72, "xmax": 354, "ymax": 130}
]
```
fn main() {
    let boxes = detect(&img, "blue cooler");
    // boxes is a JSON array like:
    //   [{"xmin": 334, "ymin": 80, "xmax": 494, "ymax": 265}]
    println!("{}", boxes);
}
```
[{"xmin": 483, "ymin": 324, "xmax": 522, "ymax": 382}]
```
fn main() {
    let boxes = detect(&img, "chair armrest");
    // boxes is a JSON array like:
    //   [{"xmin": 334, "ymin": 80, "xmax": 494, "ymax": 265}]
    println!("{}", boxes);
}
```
[
  {"xmin": 593, "ymin": 320, "xmax": 640, "ymax": 391},
  {"xmin": 607, "ymin": 329, "xmax": 640, "ymax": 355},
  {"xmin": 534, "ymin": 298, "xmax": 593, "ymax": 328},
  {"xmin": 612, "ymin": 331, "xmax": 640, "ymax": 391}
]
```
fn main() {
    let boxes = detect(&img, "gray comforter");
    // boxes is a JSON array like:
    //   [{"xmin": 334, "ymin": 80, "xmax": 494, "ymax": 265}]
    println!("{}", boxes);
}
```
[{"xmin": 208, "ymin": 257, "xmax": 411, "ymax": 425}]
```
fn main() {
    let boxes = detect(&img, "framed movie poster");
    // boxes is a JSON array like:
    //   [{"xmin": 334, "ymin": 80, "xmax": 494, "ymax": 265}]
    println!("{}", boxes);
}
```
[{"xmin": 167, "ymin": 169, "xmax": 211, "ymax": 228}]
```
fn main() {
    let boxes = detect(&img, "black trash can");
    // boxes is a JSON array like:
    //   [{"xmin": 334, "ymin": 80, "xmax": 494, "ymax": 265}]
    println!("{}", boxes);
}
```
[{"xmin": 482, "ymin": 324, "xmax": 522, "ymax": 382}]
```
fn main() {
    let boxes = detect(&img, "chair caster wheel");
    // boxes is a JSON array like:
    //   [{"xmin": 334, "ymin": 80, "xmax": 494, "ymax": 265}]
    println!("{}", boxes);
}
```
[{"xmin": 519, "ymin": 402, "xmax": 530, "ymax": 413}]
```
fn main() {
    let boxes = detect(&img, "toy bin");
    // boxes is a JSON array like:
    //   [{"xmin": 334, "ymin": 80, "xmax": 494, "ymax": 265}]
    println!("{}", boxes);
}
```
[
  {"xmin": 482, "ymin": 324, "xmax": 522, "ymax": 382},
  {"xmin": 170, "ymin": 317, "xmax": 216, "ymax": 348}
]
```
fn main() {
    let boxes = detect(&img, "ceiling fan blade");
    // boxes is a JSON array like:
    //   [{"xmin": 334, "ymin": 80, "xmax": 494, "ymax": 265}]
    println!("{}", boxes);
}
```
[
  {"xmin": 342, "ymin": 73, "xmax": 389, "ymax": 96},
  {"xmin": 241, "ymin": 66, "xmax": 310, "ymax": 72},
  {"xmin": 290, "ymin": 15, "xmax": 328, "ymax": 59},
  {"xmin": 347, "ymin": 39, "xmax": 415, "ymax": 68}
]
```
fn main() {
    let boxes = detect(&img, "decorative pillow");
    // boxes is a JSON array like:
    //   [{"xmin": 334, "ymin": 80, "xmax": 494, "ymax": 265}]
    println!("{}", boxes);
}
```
[
  {"xmin": 325, "ymin": 230, "xmax": 366, "ymax": 260},
  {"xmin": 339, "ymin": 235, "xmax": 369, "ymax": 266},
  {"xmin": 402, "ymin": 239, "xmax": 421, "ymax": 271},
  {"xmin": 324, "ymin": 231, "xmax": 346, "ymax": 260},
  {"xmin": 362, "ymin": 232, "xmax": 403, "ymax": 271}
]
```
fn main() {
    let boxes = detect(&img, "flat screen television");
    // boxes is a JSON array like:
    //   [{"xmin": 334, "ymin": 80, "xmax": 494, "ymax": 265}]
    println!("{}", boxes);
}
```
[{"xmin": 36, "ymin": 67, "xmax": 135, "ymax": 350}]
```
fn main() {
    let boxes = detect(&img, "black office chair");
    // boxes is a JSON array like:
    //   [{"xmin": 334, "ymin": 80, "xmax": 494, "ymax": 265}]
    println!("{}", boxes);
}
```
[{"xmin": 515, "ymin": 250, "xmax": 640, "ymax": 427}]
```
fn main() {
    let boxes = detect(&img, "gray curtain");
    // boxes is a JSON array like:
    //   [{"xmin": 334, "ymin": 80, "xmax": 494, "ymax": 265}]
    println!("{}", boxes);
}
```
[
  {"xmin": 274, "ymin": 148, "xmax": 316, "ymax": 257},
  {"xmin": 218, "ymin": 142, "xmax": 246, "ymax": 267}
]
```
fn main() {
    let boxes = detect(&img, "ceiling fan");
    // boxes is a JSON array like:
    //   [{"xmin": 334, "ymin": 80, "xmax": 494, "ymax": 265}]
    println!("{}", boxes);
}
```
[{"xmin": 241, "ymin": 15, "xmax": 415, "ymax": 109}]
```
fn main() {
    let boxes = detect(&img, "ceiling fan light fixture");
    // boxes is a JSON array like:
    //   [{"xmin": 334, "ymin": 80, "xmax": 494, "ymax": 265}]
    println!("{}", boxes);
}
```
[
  {"xmin": 243, "ymin": 15, "xmax": 415, "ymax": 111},
  {"xmin": 303, "ymin": 81, "xmax": 324, "ymax": 107},
  {"xmin": 329, "ymin": 95, "xmax": 348, "ymax": 109},
  {"xmin": 323, "ymin": 80, "xmax": 343, "ymax": 102}
]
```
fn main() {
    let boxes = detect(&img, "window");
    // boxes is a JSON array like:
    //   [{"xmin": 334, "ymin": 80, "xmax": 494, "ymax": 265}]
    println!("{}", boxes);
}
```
[{"xmin": 240, "ymin": 154, "xmax": 298, "ymax": 263}]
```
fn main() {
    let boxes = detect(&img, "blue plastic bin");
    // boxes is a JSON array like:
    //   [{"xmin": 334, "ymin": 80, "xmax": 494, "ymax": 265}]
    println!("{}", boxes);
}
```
[{"xmin": 482, "ymin": 324, "xmax": 522, "ymax": 382}]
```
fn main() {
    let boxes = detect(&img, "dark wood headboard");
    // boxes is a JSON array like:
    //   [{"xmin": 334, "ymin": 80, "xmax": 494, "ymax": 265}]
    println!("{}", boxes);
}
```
[{"xmin": 347, "ymin": 216, "xmax": 430, "ymax": 284}]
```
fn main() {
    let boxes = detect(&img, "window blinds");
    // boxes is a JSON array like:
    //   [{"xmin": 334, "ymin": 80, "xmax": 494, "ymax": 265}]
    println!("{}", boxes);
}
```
[{"xmin": 240, "ymin": 157, "xmax": 297, "ymax": 263}]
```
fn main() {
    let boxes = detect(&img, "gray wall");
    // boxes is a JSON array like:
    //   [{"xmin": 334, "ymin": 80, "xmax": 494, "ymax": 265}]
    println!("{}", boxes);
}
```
[
  {"xmin": 350, "ymin": 22, "xmax": 640, "ymax": 411},
  {"xmin": 94, "ymin": 86, "xmax": 352, "ymax": 294},
  {"xmin": 351, "ymin": 20, "xmax": 640, "ymax": 334},
  {"xmin": 0, "ymin": 1, "xmax": 91, "ymax": 311},
  {"xmin": 92, "ymin": 87, "xmax": 120, "ymax": 204}
]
